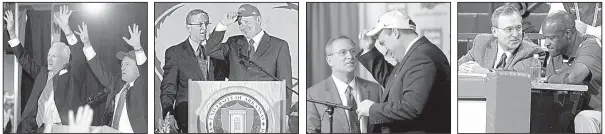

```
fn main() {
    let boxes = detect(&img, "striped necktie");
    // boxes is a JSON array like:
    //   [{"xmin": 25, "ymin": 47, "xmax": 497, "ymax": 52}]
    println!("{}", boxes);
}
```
[
  {"xmin": 346, "ymin": 86, "xmax": 360, "ymax": 133},
  {"xmin": 112, "ymin": 84, "xmax": 131, "ymax": 130}
]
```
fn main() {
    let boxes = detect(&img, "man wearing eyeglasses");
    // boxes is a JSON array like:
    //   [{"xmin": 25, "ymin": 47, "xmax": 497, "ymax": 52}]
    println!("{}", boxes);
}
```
[
  {"xmin": 458, "ymin": 5, "xmax": 543, "ymax": 74},
  {"xmin": 540, "ymin": 11, "xmax": 602, "ymax": 133},
  {"xmin": 306, "ymin": 36, "xmax": 382, "ymax": 133},
  {"xmin": 206, "ymin": 4, "xmax": 294, "ymax": 112},
  {"xmin": 160, "ymin": 9, "xmax": 229, "ymax": 133}
]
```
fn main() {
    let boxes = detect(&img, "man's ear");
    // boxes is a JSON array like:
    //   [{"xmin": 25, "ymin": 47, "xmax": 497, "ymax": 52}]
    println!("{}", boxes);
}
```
[
  {"xmin": 564, "ymin": 28, "xmax": 573, "ymax": 39},
  {"xmin": 325, "ymin": 56, "xmax": 332, "ymax": 66},
  {"xmin": 393, "ymin": 29, "xmax": 401, "ymax": 39},
  {"xmin": 491, "ymin": 27, "xmax": 498, "ymax": 37}
]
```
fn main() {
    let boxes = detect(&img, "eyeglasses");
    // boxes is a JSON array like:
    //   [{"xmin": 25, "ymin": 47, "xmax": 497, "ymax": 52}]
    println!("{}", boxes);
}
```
[
  {"xmin": 187, "ymin": 22, "xmax": 211, "ymax": 27},
  {"xmin": 328, "ymin": 49, "xmax": 358, "ymax": 56},
  {"xmin": 493, "ymin": 25, "xmax": 522, "ymax": 34}
]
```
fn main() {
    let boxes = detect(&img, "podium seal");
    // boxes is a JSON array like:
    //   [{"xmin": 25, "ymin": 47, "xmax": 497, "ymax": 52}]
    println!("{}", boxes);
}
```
[{"xmin": 202, "ymin": 86, "xmax": 270, "ymax": 133}]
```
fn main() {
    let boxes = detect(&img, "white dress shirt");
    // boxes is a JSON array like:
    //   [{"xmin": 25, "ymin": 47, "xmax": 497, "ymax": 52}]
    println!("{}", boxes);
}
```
[
  {"xmin": 189, "ymin": 37, "xmax": 207, "ymax": 55},
  {"xmin": 493, "ymin": 43, "xmax": 513, "ymax": 68},
  {"xmin": 332, "ymin": 75, "xmax": 365, "ymax": 133},
  {"xmin": 113, "ymin": 82, "xmax": 135, "ymax": 133}
]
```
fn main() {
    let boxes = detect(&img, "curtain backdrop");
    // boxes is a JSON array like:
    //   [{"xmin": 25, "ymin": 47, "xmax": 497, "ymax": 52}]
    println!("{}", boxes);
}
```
[
  {"xmin": 307, "ymin": 3, "xmax": 360, "ymax": 87},
  {"xmin": 20, "ymin": 10, "xmax": 51, "ymax": 113}
]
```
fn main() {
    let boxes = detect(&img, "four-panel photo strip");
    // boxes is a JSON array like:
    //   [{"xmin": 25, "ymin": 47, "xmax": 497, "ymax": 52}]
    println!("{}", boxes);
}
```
[{"xmin": 0, "ymin": 1, "xmax": 602, "ymax": 133}]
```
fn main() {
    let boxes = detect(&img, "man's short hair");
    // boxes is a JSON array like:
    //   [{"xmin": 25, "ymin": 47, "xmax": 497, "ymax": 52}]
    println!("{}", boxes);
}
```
[
  {"xmin": 325, "ymin": 35, "xmax": 355, "ymax": 55},
  {"xmin": 542, "ymin": 10, "xmax": 576, "ymax": 32},
  {"xmin": 51, "ymin": 41, "xmax": 71, "ymax": 59},
  {"xmin": 491, "ymin": 5, "xmax": 521, "ymax": 27},
  {"xmin": 185, "ymin": 9, "xmax": 208, "ymax": 25}
]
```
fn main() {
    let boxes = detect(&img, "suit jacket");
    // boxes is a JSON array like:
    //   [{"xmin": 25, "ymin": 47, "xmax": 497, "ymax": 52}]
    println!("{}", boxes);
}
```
[
  {"xmin": 87, "ymin": 55, "xmax": 147, "ymax": 133},
  {"xmin": 12, "ymin": 43, "xmax": 85, "ymax": 133},
  {"xmin": 206, "ymin": 30, "xmax": 293, "ymax": 109},
  {"xmin": 306, "ymin": 76, "xmax": 382, "ymax": 133},
  {"xmin": 160, "ymin": 40, "xmax": 228, "ymax": 116},
  {"xmin": 458, "ymin": 34, "xmax": 543, "ymax": 74},
  {"xmin": 357, "ymin": 37, "xmax": 451, "ymax": 133}
]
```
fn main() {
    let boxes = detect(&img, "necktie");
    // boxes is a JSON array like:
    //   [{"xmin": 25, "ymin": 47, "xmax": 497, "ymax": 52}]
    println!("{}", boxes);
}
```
[
  {"xmin": 346, "ymin": 86, "xmax": 361, "ymax": 133},
  {"xmin": 496, "ymin": 53, "xmax": 507, "ymax": 69},
  {"xmin": 248, "ymin": 39, "xmax": 255, "ymax": 58},
  {"xmin": 112, "ymin": 84, "xmax": 131, "ymax": 130},
  {"xmin": 36, "ymin": 73, "xmax": 55, "ymax": 126},
  {"xmin": 196, "ymin": 44, "xmax": 208, "ymax": 81}
]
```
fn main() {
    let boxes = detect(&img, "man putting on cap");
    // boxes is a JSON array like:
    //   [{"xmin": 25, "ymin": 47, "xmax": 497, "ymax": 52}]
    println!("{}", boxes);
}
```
[
  {"xmin": 356, "ymin": 10, "xmax": 451, "ymax": 133},
  {"xmin": 206, "ymin": 4, "xmax": 294, "ymax": 112}
]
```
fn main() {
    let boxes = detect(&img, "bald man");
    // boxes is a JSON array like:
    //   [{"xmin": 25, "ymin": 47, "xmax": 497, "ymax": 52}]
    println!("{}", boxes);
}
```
[{"xmin": 541, "ymin": 11, "xmax": 602, "ymax": 133}]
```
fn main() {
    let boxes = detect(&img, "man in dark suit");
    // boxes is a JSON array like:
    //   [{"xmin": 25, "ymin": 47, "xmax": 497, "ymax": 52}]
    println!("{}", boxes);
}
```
[
  {"xmin": 206, "ymin": 4, "xmax": 293, "ymax": 111},
  {"xmin": 5, "ymin": 7, "xmax": 86, "ymax": 133},
  {"xmin": 78, "ymin": 22, "xmax": 147, "ymax": 133},
  {"xmin": 159, "ymin": 9, "xmax": 228, "ymax": 133},
  {"xmin": 307, "ymin": 36, "xmax": 381, "ymax": 133},
  {"xmin": 356, "ymin": 10, "xmax": 451, "ymax": 133},
  {"xmin": 458, "ymin": 5, "xmax": 543, "ymax": 75}
]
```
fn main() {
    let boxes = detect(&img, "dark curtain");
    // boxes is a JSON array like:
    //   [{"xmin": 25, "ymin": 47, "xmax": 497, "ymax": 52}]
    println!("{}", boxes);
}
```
[
  {"xmin": 306, "ymin": 3, "xmax": 359, "ymax": 87},
  {"xmin": 19, "ymin": 10, "xmax": 52, "ymax": 113}
]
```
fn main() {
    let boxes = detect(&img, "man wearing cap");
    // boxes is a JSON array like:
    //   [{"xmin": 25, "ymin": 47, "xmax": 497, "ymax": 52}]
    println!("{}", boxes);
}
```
[
  {"xmin": 206, "ymin": 4, "xmax": 293, "ymax": 110},
  {"xmin": 159, "ymin": 9, "xmax": 229, "ymax": 133},
  {"xmin": 458, "ymin": 5, "xmax": 543, "ymax": 75},
  {"xmin": 4, "ymin": 6, "xmax": 87, "ymax": 133},
  {"xmin": 77, "ymin": 22, "xmax": 148, "ymax": 133},
  {"xmin": 540, "ymin": 11, "xmax": 602, "ymax": 133},
  {"xmin": 356, "ymin": 10, "xmax": 451, "ymax": 133}
]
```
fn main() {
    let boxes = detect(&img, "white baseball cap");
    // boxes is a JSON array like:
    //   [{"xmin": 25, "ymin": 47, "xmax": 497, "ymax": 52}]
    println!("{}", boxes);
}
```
[{"xmin": 366, "ymin": 10, "xmax": 416, "ymax": 36}]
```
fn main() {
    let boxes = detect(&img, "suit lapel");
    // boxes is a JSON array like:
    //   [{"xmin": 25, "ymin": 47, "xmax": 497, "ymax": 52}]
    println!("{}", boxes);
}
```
[
  {"xmin": 251, "ymin": 32, "xmax": 271, "ymax": 61},
  {"xmin": 182, "ymin": 40, "xmax": 205, "ymax": 80},
  {"xmin": 324, "ymin": 76, "xmax": 350, "ymax": 132},
  {"xmin": 21, "ymin": 71, "xmax": 49, "ymax": 122},
  {"xmin": 485, "ymin": 39, "xmax": 498, "ymax": 68}
]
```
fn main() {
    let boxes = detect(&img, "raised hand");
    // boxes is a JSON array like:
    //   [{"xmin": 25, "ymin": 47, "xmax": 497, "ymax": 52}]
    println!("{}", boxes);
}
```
[
  {"xmin": 67, "ymin": 105, "xmax": 99, "ymax": 133},
  {"xmin": 122, "ymin": 23, "xmax": 142, "ymax": 50},
  {"xmin": 4, "ymin": 10, "xmax": 16, "ymax": 39},
  {"xmin": 74, "ymin": 22, "xmax": 91, "ymax": 47},
  {"xmin": 358, "ymin": 29, "xmax": 376, "ymax": 53},
  {"xmin": 53, "ymin": 5, "xmax": 73, "ymax": 29},
  {"xmin": 220, "ymin": 12, "xmax": 238, "ymax": 26}
]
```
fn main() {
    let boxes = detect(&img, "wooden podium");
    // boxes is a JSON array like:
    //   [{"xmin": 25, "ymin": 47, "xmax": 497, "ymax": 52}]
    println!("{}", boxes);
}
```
[
  {"xmin": 458, "ymin": 71, "xmax": 532, "ymax": 133},
  {"xmin": 188, "ymin": 80, "xmax": 286, "ymax": 133},
  {"xmin": 458, "ymin": 72, "xmax": 588, "ymax": 133}
]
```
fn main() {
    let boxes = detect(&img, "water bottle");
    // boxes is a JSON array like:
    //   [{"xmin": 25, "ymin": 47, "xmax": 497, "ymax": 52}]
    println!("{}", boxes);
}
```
[{"xmin": 530, "ymin": 54, "xmax": 541, "ymax": 82}]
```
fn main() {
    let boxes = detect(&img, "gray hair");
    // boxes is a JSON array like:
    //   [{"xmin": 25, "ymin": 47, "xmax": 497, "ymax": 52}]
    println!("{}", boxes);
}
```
[
  {"xmin": 325, "ymin": 35, "xmax": 355, "ymax": 55},
  {"xmin": 51, "ymin": 41, "xmax": 70, "ymax": 59},
  {"xmin": 491, "ymin": 5, "xmax": 521, "ymax": 27},
  {"xmin": 185, "ymin": 9, "xmax": 209, "ymax": 25}
]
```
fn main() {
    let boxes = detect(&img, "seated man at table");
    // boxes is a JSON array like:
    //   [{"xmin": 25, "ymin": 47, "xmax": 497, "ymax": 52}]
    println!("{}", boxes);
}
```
[
  {"xmin": 541, "ymin": 11, "xmax": 602, "ymax": 133},
  {"xmin": 458, "ymin": 5, "xmax": 543, "ymax": 74}
]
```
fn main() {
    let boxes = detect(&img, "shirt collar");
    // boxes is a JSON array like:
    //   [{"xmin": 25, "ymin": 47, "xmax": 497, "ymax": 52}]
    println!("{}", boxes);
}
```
[
  {"xmin": 497, "ymin": 42, "xmax": 513, "ymax": 60},
  {"xmin": 188, "ymin": 37, "xmax": 206, "ymax": 51},
  {"xmin": 331, "ymin": 75, "xmax": 357, "ymax": 95},
  {"xmin": 247, "ymin": 30, "xmax": 265, "ymax": 47},
  {"xmin": 404, "ymin": 36, "xmax": 423, "ymax": 55}
]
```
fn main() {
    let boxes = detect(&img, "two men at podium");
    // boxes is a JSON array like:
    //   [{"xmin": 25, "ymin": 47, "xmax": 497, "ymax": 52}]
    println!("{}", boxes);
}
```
[{"xmin": 159, "ymin": 4, "xmax": 294, "ymax": 133}]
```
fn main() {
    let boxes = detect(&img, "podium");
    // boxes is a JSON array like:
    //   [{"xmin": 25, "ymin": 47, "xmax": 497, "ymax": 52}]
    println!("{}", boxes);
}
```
[
  {"xmin": 50, "ymin": 125, "xmax": 121, "ymax": 133},
  {"xmin": 458, "ymin": 72, "xmax": 532, "ymax": 133},
  {"xmin": 188, "ymin": 80, "xmax": 287, "ymax": 133},
  {"xmin": 458, "ymin": 72, "xmax": 588, "ymax": 133}
]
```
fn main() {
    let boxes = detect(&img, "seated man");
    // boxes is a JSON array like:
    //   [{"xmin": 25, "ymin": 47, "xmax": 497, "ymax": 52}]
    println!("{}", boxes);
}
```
[
  {"xmin": 458, "ymin": 5, "xmax": 543, "ymax": 74},
  {"xmin": 541, "ymin": 11, "xmax": 602, "ymax": 133},
  {"xmin": 307, "ymin": 36, "xmax": 381, "ymax": 133},
  {"xmin": 77, "ymin": 22, "xmax": 148, "ymax": 133}
]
